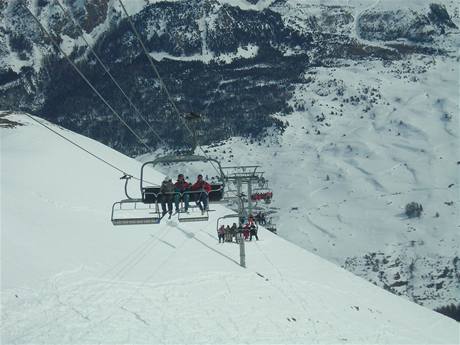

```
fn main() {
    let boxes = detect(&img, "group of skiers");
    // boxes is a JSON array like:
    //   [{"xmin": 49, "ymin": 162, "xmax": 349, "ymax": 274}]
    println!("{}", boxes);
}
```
[
  {"xmin": 217, "ymin": 219, "xmax": 259, "ymax": 243},
  {"xmin": 254, "ymin": 211, "xmax": 267, "ymax": 225},
  {"xmin": 159, "ymin": 173, "xmax": 212, "ymax": 217},
  {"xmin": 250, "ymin": 191, "xmax": 273, "ymax": 203}
]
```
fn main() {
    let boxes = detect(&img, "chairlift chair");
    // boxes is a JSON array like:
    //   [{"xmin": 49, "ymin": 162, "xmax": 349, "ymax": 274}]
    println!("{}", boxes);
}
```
[
  {"xmin": 251, "ymin": 187, "xmax": 273, "ymax": 205},
  {"xmin": 140, "ymin": 154, "xmax": 225, "ymax": 223},
  {"xmin": 111, "ymin": 175, "xmax": 162, "ymax": 225},
  {"xmin": 111, "ymin": 199, "xmax": 161, "ymax": 225}
]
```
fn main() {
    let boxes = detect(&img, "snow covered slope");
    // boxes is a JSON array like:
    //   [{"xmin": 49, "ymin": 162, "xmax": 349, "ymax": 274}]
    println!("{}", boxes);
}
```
[
  {"xmin": 1, "ymin": 112, "xmax": 458, "ymax": 343},
  {"xmin": 171, "ymin": 52, "xmax": 459, "ymax": 310}
]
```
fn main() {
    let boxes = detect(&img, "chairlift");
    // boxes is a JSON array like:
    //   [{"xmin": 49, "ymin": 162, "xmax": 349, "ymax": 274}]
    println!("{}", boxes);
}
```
[
  {"xmin": 258, "ymin": 176, "xmax": 266, "ymax": 188},
  {"xmin": 111, "ymin": 199, "xmax": 161, "ymax": 225},
  {"xmin": 216, "ymin": 213, "xmax": 240, "ymax": 230},
  {"xmin": 111, "ymin": 175, "xmax": 162, "ymax": 225},
  {"xmin": 140, "ymin": 154, "xmax": 226, "ymax": 223},
  {"xmin": 112, "ymin": 155, "xmax": 226, "ymax": 225},
  {"xmin": 178, "ymin": 206, "xmax": 209, "ymax": 222},
  {"xmin": 250, "ymin": 177, "xmax": 273, "ymax": 204},
  {"xmin": 216, "ymin": 214, "xmax": 243, "ymax": 243},
  {"xmin": 251, "ymin": 187, "xmax": 273, "ymax": 205}
]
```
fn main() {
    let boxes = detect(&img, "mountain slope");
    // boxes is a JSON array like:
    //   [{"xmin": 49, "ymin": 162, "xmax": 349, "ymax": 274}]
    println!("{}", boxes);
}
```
[
  {"xmin": 1, "ymin": 0, "xmax": 458, "ymax": 319},
  {"xmin": 1, "ymin": 0, "xmax": 458, "ymax": 153},
  {"xmin": 176, "ymin": 53, "xmax": 460, "ymax": 310},
  {"xmin": 1, "ymin": 112, "xmax": 458, "ymax": 343}
]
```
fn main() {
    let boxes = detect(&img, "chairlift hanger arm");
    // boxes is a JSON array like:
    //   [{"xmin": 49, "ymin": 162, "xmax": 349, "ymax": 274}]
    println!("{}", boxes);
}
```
[
  {"xmin": 217, "ymin": 214, "xmax": 239, "ymax": 223},
  {"xmin": 222, "ymin": 165, "xmax": 261, "ymax": 169},
  {"xmin": 222, "ymin": 165, "xmax": 261, "ymax": 175},
  {"xmin": 150, "ymin": 154, "xmax": 221, "ymax": 165},
  {"xmin": 216, "ymin": 214, "xmax": 240, "ymax": 229},
  {"xmin": 221, "ymin": 166, "xmax": 266, "ymax": 182}
]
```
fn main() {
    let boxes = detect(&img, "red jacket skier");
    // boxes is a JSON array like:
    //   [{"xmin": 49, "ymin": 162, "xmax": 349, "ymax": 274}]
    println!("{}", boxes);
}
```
[{"xmin": 191, "ymin": 174, "xmax": 211, "ymax": 212}]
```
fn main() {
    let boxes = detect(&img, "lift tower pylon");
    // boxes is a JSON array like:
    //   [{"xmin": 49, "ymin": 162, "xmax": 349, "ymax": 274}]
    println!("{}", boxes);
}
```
[{"xmin": 222, "ymin": 165, "xmax": 265, "ymax": 217}]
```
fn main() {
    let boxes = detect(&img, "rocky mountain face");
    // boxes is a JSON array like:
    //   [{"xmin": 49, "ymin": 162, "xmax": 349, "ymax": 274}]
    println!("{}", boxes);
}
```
[
  {"xmin": 358, "ymin": 3, "xmax": 457, "ymax": 42},
  {"xmin": 344, "ymin": 248, "xmax": 459, "ymax": 309},
  {"xmin": 1, "ymin": 0, "xmax": 458, "ymax": 314},
  {"xmin": 1, "ymin": 0, "xmax": 455, "ymax": 154}
]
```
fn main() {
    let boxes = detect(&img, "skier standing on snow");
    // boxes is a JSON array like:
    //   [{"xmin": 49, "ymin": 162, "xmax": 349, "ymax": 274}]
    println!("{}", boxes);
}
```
[
  {"xmin": 243, "ymin": 224, "xmax": 250, "ymax": 240},
  {"xmin": 250, "ymin": 223, "xmax": 259, "ymax": 241},
  {"xmin": 225, "ymin": 225, "xmax": 232, "ymax": 242},
  {"xmin": 218, "ymin": 225, "xmax": 225, "ymax": 243},
  {"xmin": 260, "ymin": 212, "xmax": 266, "ymax": 225},
  {"xmin": 230, "ymin": 223, "xmax": 238, "ymax": 242}
]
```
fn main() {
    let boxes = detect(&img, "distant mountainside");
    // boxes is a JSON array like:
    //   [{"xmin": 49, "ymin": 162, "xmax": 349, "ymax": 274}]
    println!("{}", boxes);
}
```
[
  {"xmin": 1, "ymin": 0, "xmax": 459, "ymax": 315},
  {"xmin": 0, "ymin": 0, "xmax": 457, "ymax": 154}
]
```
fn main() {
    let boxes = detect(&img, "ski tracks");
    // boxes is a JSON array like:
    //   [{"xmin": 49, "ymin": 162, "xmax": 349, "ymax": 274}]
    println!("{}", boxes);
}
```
[{"xmin": 252, "ymin": 241, "xmax": 320, "ymax": 341}]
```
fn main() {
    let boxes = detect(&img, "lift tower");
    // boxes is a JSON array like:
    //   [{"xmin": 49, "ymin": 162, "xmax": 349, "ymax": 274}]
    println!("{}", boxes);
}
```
[
  {"xmin": 222, "ymin": 165, "xmax": 265, "ymax": 217},
  {"xmin": 218, "ymin": 166, "xmax": 266, "ymax": 268}
]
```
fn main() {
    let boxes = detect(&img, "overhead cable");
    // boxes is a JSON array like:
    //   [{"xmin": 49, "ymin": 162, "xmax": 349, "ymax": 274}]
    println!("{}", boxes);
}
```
[
  {"xmin": 23, "ymin": 113, "xmax": 158, "ymax": 186},
  {"xmin": 54, "ymin": 0, "xmax": 168, "ymax": 149},
  {"xmin": 22, "ymin": 4, "xmax": 156, "ymax": 154},
  {"xmin": 117, "ymin": 0, "xmax": 222, "ymax": 176}
]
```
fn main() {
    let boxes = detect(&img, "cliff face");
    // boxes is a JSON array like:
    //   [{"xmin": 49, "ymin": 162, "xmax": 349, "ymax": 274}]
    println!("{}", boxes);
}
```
[
  {"xmin": 358, "ymin": 3, "xmax": 457, "ymax": 42},
  {"xmin": 343, "ymin": 249, "xmax": 460, "ymax": 309}
]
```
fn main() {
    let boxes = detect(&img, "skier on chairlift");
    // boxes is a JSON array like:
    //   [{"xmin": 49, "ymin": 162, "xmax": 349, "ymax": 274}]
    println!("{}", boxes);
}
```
[
  {"xmin": 191, "ymin": 174, "xmax": 211, "ymax": 214},
  {"xmin": 217, "ymin": 225, "xmax": 225, "ymax": 243},
  {"xmin": 174, "ymin": 174, "xmax": 190, "ymax": 213},
  {"xmin": 160, "ymin": 176, "xmax": 175, "ymax": 218},
  {"xmin": 243, "ymin": 223, "xmax": 250, "ymax": 241}
]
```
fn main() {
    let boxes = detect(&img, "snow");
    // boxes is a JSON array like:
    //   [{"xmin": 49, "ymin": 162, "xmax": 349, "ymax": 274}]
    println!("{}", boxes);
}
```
[
  {"xmin": 218, "ymin": 44, "xmax": 259, "ymax": 63},
  {"xmin": 60, "ymin": 34, "xmax": 77, "ymax": 56},
  {"xmin": 272, "ymin": 0, "xmax": 459, "ymax": 51},
  {"xmin": 1, "ymin": 112, "xmax": 459, "ymax": 343},
  {"xmin": 112, "ymin": 0, "xmax": 151, "ymax": 18},
  {"xmin": 275, "ymin": 0, "xmax": 440, "ymax": 11},
  {"xmin": 149, "ymin": 44, "xmax": 259, "ymax": 64},
  {"xmin": 150, "ymin": 51, "xmax": 214, "ymax": 63},
  {"xmin": 2, "ymin": 0, "xmax": 458, "ymax": 75},
  {"xmin": 145, "ymin": 53, "xmax": 459, "ymax": 309},
  {"xmin": 216, "ymin": 0, "xmax": 277, "ymax": 11}
]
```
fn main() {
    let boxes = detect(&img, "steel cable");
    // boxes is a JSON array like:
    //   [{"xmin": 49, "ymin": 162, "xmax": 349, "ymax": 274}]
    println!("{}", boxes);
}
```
[
  {"xmin": 54, "ymin": 0, "xmax": 168, "ymax": 149},
  {"xmin": 23, "ymin": 4, "xmax": 156, "ymax": 154},
  {"xmin": 117, "ymin": 0, "xmax": 222, "ymax": 177}
]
